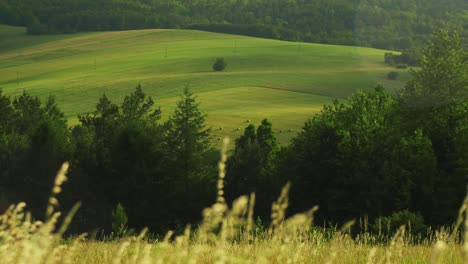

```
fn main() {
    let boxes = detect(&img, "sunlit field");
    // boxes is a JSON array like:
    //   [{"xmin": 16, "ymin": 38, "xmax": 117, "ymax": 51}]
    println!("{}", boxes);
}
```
[{"xmin": 0, "ymin": 25, "xmax": 410, "ymax": 143}]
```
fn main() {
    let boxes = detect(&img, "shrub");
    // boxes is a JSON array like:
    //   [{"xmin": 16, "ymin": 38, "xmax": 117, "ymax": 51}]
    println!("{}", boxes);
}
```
[
  {"xmin": 384, "ymin": 51, "xmax": 419, "ymax": 67},
  {"xmin": 396, "ymin": 64, "xmax": 408, "ymax": 69},
  {"xmin": 112, "ymin": 203, "xmax": 128, "ymax": 236},
  {"xmin": 384, "ymin": 52, "xmax": 396, "ymax": 65},
  {"xmin": 213, "ymin": 57, "xmax": 227, "ymax": 71},
  {"xmin": 387, "ymin": 71, "xmax": 399, "ymax": 80},
  {"xmin": 373, "ymin": 210, "xmax": 426, "ymax": 236},
  {"xmin": 26, "ymin": 18, "xmax": 48, "ymax": 35}
]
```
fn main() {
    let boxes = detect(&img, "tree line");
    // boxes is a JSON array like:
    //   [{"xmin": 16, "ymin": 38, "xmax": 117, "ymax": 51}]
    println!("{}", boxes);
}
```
[
  {"xmin": 0, "ymin": 31, "xmax": 466, "ymax": 235},
  {"xmin": 0, "ymin": 0, "xmax": 467, "ymax": 50}
]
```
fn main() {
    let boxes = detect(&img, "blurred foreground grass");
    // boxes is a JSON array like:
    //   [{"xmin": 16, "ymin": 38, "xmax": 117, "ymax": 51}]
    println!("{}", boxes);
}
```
[{"xmin": 0, "ymin": 140, "xmax": 466, "ymax": 264}]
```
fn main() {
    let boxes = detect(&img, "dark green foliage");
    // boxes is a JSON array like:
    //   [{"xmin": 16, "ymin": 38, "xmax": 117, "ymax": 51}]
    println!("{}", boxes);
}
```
[
  {"xmin": 212, "ymin": 58, "xmax": 227, "ymax": 72},
  {"xmin": 112, "ymin": 203, "xmax": 128, "ymax": 236},
  {"xmin": 0, "ymin": 85, "xmax": 219, "ymax": 233},
  {"xmin": 373, "ymin": 210, "xmax": 426, "ymax": 237},
  {"xmin": 163, "ymin": 87, "xmax": 217, "ymax": 225},
  {"xmin": 279, "ymin": 86, "xmax": 441, "ymax": 225},
  {"xmin": 277, "ymin": 30, "xmax": 466, "ymax": 226},
  {"xmin": 399, "ymin": 30, "xmax": 468, "ymax": 225},
  {"xmin": 381, "ymin": 129, "xmax": 437, "ymax": 220},
  {"xmin": 384, "ymin": 53, "xmax": 396, "ymax": 65},
  {"xmin": 226, "ymin": 119, "xmax": 282, "ymax": 218},
  {"xmin": 26, "ymin": 17, "xmax": 47, "ymax": 35},
  {"xmin": 0, "ymin": 91, "xmax": 70, "ymax": 219},
  {"xmin": 164, "ymin": 87, "xmax": 214, "ymax": 184},
  {"xmin": 385, "ymin": 51, "xmax": 419, "ymax": 66},
  {"xmin": 71, "ymin": 85, "xmax": 217, "ymax": 232},
  {"xmin": 1, "ymin": 0, "xmax": 467, "ymax": 50},
  {"xmin": 190, "ymin": 24, "xmax": 300, "ymax": 42},
  {"xmin": 387, "ymin": 71, "xmax": 399, "ymax": 80},
  {"xmin": 280, "ymin": 88, "xmax": 403, "ymax": 222}
]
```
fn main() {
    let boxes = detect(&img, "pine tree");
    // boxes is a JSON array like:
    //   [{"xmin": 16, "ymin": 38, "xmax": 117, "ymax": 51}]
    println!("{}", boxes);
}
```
[
  {"xmin": 162, "ymin": 87, "xmax": 216, "ymax": 225},
  {"xmin": 165, "ymin": 87, "xmax": 213, "ymax": 190}
]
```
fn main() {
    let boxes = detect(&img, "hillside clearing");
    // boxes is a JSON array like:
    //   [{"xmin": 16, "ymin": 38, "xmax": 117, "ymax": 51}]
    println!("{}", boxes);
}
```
[{"xmin": 0, "ymin": 25, "xmax": 409, "ymax": 143}]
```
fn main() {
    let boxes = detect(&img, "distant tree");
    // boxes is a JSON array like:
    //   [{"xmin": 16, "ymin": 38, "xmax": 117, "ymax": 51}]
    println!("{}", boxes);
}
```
[
  {"xmin": 165, "ymin": 87, "xmax": 213, "ymax": 184},
  {"xmin": 164, "ymin": 87, "xmax": 216, "ymax": 223},
  {"xmin": 120, "ymin": 85, "xmax": 161, "ymax": 123},
  {"xmin": 400, "ymin": 30, "xmax": 467, "ymax": 224},
  {"xmin": 0, "ymin": 90, "xmax": 15, "ymax": 133},
  {"xmin": 226, "ymin": 124, "xmax": 262, "ymax": 198},
  {"xmin": 387, "ymin": 71, "xmax": 399, "ymax": 80},
  {"xmin": 75, "ymin": 93, "xmax": 120, "ymax": 199},
  {"xmin": 226, "ymin": 119, "xmax": 281, "ymax": 219},
  {"xmin": 0, "ymin": 91, "xmax": 71, "ymax": 219},
  {"xmin": 384, "ymin": 53, "xmax": 396, "ymax": 65},
  {"xmin": 281, "ymin": 88, "xmax": 400, "ymax": 222},
  {"xmin": 384, "ymin": 51, "xmax": 418, "ymax": 67},
  {"xmin": 380, "ymin": 129, "xmax": 437, "ymax": 220},
  {"xmin": 27, "ymin": 18, "xmax": 47, "ymax": 35},
  {"xmin": 213, "ymin": 57, "xmax": 227, "ymax": 71},
  {"xmin": 72, "ymin": 85, "xmax": 170, "ymax": 231},
  {"xmin": 109, "ymin": 86, "xmax": 166, "ymax": 228},
  {"xmin": 12, "ymin": 91, "xmax": 43, "ymax": 135},
  {"xmin": 403, "ymin": 30, "xmax": 466, "ymax": 108},
  {"xmin": 256, "ymin": 119, "xmax": 279, "ymax": 161}
]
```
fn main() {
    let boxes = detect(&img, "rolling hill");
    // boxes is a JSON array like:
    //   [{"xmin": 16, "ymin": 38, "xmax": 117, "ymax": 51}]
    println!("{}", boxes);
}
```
[{"xmin": 0, "ymin": 24, "xmax": 409, "ymax": 144}]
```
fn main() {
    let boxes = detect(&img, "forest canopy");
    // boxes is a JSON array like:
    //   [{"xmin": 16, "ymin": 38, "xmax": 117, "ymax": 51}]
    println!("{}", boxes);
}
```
[{"xmin": 0, "ymin": 0, "xmax": 467, "ymax": 50}]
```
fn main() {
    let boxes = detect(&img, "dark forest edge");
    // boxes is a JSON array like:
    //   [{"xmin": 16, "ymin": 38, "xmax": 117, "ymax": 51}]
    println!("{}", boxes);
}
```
[
  {"xmin": 0, "ymin": 0, "xmax": 467, "ymax": 51},
  {"xmin": 0, "ymin": 30, "xmax": 466, "ymax": 238}
]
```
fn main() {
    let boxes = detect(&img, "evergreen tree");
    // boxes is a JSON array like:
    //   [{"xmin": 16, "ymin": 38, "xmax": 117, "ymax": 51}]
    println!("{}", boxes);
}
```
[
  {"xmin": 226, "ymin": 119, "xmax": 281, "ymax": 219},
  {"xmin": 164, "ymin": 87, "xmax": 216, "ymax": 224},
  {"xmin": 71, "ymin": 86, "xmax": 168, "ymax": 231},
  {"xmin": 165, "ymin": 87, "xmax": 213, "ymax": 186},
  {"xmin": 0, "ymin": 91, "xmax": 71, "ymax": 219}
]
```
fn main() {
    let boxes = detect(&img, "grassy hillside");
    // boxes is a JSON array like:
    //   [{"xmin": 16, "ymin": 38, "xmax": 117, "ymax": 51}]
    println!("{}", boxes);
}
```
[{"xmin": 0, "ymin": 24, "xmax": 409, "ymax": 143}]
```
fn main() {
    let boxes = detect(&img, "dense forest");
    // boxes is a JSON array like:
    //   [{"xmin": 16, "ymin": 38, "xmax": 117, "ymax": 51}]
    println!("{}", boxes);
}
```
[
  {"xmin": 0, "ymin": 0, "xmax": 467, "ymax": 50},
  {"xmin": 0, "ymin": 30, "xmax": 466, "ymax": 235}
]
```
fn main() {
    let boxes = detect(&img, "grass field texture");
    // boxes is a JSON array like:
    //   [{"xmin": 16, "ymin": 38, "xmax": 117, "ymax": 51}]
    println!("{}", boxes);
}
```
[{"xmin": 0, "ymin": 25, "xmax": 409, "ymax": 143}]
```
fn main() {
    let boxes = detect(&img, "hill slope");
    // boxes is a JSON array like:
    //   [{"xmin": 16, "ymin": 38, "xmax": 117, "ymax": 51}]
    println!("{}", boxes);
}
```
[{"xmin": 0, "ymin": 25, "xmax": 408, "ymax": 143}]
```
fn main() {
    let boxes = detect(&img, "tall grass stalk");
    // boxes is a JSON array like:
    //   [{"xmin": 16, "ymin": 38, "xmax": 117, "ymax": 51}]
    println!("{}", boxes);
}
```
[{"xmin": 0, "ymin": 151, "xmax": 466, "ymax": 263}]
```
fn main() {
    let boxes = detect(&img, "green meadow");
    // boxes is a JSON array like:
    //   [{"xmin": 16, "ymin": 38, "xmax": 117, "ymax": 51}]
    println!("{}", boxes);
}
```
[{"xmin": 0, "ymin": 24, "xmax": 409, "ymax": 143}]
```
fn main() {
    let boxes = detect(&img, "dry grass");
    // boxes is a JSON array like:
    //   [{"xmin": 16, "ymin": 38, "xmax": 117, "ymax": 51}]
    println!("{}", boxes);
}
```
[{"xmin": 0, "ymin": 140, "xmax": 467, "ymax": 263}]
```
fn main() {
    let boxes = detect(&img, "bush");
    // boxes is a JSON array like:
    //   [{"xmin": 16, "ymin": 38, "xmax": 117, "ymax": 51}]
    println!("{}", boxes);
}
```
[
  {"xmin": 387, "ymin": 71, "xmax": 399, "ymax": 80},
  {"xmin": 384, "ymin": 51, "xmax": 419, "ymax": 67},
  {"xmin": 112, "ymin": 203, "xmax": 128, "ymax": 236},
  {"xmin": 384, "ymin": 52, "xmax": 396, "ymax": 65},
  {"xmin": 396, "ymin": 64, "xmax": 408, "ymax": 69},
  {"xmin": 213, "ymin": 57, "xmax": 227, "ymax": 71},
  {"xmin": 27, "ymin": 20, "xmax": 48, "ymax": 35},
  {"xmin": 373, "ymin": 210, "xmax": 426, "ymax": 236}
]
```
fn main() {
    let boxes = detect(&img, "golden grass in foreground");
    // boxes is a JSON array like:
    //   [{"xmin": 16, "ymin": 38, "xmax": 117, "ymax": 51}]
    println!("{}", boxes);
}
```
[{"xmin": 0, "ymin": 139, "xmax": 467, "ymax": 263}]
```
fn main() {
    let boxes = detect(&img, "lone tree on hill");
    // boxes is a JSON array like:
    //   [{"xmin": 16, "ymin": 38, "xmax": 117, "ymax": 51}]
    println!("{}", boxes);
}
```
[
  {"xmin": 213, "ymin": 58, "xmax": 227, "ymax": 71},
  {"xmin": 387, "ymin": 71, "xmax": 399, "ymax": 80}
]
